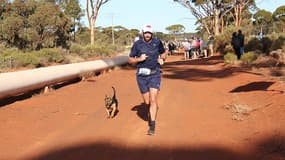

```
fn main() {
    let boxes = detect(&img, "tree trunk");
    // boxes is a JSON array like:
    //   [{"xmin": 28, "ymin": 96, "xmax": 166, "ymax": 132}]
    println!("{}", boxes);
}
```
[
  {"xmin": 234, "ymin": 5, "xmax": 238, "ymax": 27},
  {"xmin": 214, "ymin": 9, "xmax": 220, "ymax": 35},
  {"xmin": 238, "ymin": 2, "xmax": 243, "ymax": 26},
  {"xmin": 221, "ymin": 18, "xmax": 224, "ymax": 33},
  {"xmin": 90, "ymin": 21, "xmax": 94, "ymax": 45}
]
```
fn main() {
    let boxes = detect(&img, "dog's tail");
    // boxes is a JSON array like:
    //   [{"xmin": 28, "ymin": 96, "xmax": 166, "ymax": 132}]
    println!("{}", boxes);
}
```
[
  {"xmin": 112, "ymin": 86, "xmax": 117, "ymax": 100},
  {"xmin": 111, "ymin": 86, "xmax": 118, "ymax": 107}
]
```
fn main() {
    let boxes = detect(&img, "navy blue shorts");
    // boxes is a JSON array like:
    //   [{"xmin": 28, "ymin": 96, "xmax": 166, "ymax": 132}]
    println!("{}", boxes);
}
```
[{"xmin": 136, "ymin": 73, "xmax": 161, "ymax": 94}]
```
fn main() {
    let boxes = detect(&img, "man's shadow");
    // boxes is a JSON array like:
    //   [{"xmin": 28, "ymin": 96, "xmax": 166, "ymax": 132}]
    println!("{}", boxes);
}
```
[{"xmin": 131, "ymin": 103, "xmax": 149, "ymax": 121}]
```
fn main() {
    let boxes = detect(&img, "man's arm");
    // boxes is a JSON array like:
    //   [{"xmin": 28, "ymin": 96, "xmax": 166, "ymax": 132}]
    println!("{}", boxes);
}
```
[
  {"xmin": 157, "ymin": 50, "xmax": 168, "ymax": 65},
  {"xmin": 128, "ymin": 54, "xmax": 148, "ymax": 65},
  {"xmin": 158, "ymin": 39, "xmax": 168, "ymax": 64},
  {"xmin": 160, "ymin": 50, "xmax": 168, "ymax": 61}
]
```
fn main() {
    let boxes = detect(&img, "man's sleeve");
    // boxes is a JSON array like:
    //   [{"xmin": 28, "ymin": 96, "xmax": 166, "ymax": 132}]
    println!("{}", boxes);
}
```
[
  {"xmin": 129, "ymin": 43, "xmax": 138, "ymax": 57},
  {"xmin": 158, "ymin": 40, "xmax": 165, "ymax": 54}
]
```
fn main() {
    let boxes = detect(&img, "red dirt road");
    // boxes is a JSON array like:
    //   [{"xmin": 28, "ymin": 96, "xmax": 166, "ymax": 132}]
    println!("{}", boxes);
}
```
[{"xmin": 0, "ymin": 55, "xmax": 285, "ymax": 160}]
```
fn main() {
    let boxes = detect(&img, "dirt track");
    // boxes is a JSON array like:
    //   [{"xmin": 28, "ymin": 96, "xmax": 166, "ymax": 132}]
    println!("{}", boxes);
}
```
[{"xmin": 0, "ymin": 55, "xmax": 285, "ymax": 160}]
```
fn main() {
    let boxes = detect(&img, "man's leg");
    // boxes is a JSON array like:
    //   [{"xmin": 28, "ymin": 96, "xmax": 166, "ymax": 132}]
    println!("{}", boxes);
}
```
[
  {"xmin": 149, "ymin": 88, "xmax": 159, "ymax": 121},
  {"xmin": 142, "ymin": 92, "xmax": 150, "ymax": 106},
  {"xmin": 147, "ymin": 88, "xmax": 159, "ymax": 135},
  {"xmin": 141, "ymin": 92, "xmax": 150, "ymax": 121}
]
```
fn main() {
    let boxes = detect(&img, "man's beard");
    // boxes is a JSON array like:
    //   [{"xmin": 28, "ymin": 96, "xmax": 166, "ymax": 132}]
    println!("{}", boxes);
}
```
[{"xmin": 143, "ymin": 35, "xmax": 152, "ymax": 42}]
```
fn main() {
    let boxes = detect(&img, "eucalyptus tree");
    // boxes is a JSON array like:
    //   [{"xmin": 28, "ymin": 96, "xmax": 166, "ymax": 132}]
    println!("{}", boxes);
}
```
[
  {"xmin": 173, "ymin": 0, "xmax": 232, "ymax": 35},
  {"xmin": 173, "ymin": 0, "xmax": 255, "ymax": 35},
  {"xmin": 58, "ymin": 0, "xmax": 84, "ymax": 41},
  {"xmin": 273, "ymin": 5, "xmax": 285, "ymax": 32},
  {"xmin": 253, "ymin": 9, "xmax": 272, "ymax": 34},
  {"xmin": 27, "ymin": 1, "xmax": 74, "ymax": 49},
  {"xmin": 0, "ymin": 0, "xmax": 37, "ymax": 48},
  {"xmin": 0, "ymin": 0, "xmax": 73, "ymax": 49},
  {"xmin": 165, "ymin": 24, "xmax": 185, "ymax": 34},
  {"xmin": 232, "ymin": 0, "xmax": 256, "ymax": 27},
  {"xmin": 86, "ymin": 0, "xmax": 110, "ymax": 45}
]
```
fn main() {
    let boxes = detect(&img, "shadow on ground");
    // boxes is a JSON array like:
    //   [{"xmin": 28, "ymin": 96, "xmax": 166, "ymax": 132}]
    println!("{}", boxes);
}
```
[
  {"xmin": 166, "ymin": 55, "xmax": 224, "ymax": 66},
  {"xmin": 162, "ymin": 56, "xmax": 266, "ymax": 82},
  {"xmin": 230, "ymin": 81, "xmax": 284, "ymax": 94},
  {"xmin": 26, "ymin": 134, "xmax": 285, "ymax": 160},
  {"xmin": 0, "ymin": 78, "xmax": 81, "ymax": 108},
  {"xmin": 131, "ymin": 103, "xmax": 149, "ymax": 121},
  {"xmin": 230, "ymin": 81, "xmax": 275, "ymax": 92}
]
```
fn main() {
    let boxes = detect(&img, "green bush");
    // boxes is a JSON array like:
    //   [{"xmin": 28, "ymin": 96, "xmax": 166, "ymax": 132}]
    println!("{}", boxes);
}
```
[
  {"xmin": 224, "ymin": 52, "xmax": 238, "ymax": 64},
  {"xmin": 214, "ymin": 25, "xmax": 237, "ymax": 55},
  {"xmin": 270, "ymin": 35, "xmax": 285, "ymax": 51},
  {"xmin": 1, "ymin": 48, "xmax": 20, "ymax": 56},
  {"xmin": 0, "ymin": 48, "xmax": 39, "ymax": 68},
  {"xmin": 82, "ymin": 45, "xmax": 101, "ymax": 58},
  {"xmin": 82, "ymin": 45, "xmax": 113, "ymax": 58},
  {"xmin": 2, "ymin": 52, "xmax": 40, "ymax": 68},
  {"xmin": 35, "ymin": 48, "xmax": 64, "ymax": 64},
  {"xmin": 14, "ymin": 53, "xmax": 40, "ymax": 67},
  {"xmin": 0, "ymin": 56, "xmax": 13, "ymax": 68},
  {"xmin": 108, "ymin": 44, "xmax": 125, "ymax": 54},
  {"xmin": 240, "ymin": 51, "xmax": 258, "ymax": 65},
  {"xmin": 246, "ymin": 37, "xmax": 262, "ymax": 53},
  {"xmin": 224, "ymin": 44, "xmax": 234, "ymax": 54},
  {"xmin": 0, "ymin": 42, "xmax": 124, "ymax": 70},
  {"xmin": 0, "ymin": 48, "xmax": 65, "ymax": 68},
  {"xmin": 70, "ymin": 43, "xmax": 83, "ymax": 55}
]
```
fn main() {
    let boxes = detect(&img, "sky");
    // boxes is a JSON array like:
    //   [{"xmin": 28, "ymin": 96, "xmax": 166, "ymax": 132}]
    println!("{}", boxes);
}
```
[{"xmin": 79, "ymin": 0, "xmax": 285, "ymax": 33}]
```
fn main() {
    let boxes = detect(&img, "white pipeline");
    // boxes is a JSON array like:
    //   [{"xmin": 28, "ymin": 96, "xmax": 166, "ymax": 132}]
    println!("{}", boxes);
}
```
[{"xmin": 0, "ymin": 56, "xmax": 128, "ymax": 100}]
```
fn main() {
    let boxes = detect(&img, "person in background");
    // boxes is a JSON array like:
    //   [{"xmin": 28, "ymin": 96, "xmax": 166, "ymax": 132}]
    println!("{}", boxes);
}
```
[
  {"xmin": 182, "ymin": 38, "xmax": 191, "ymax": 60},
  {"xmin": 128, "ymin": 24, "xmax": 167, "ymax": 136},
  {"xmin": 168, "ymin": 41, "xmax": 175, "ymax": 55},
  {"xmin": 258, "ymin": 31, "xmax": 263, "ymax": 41},
  {"xmin": 231, "ymin": 32, "xmax": 241, "ymax": 60},
  {"xmin": 190, "ymin": 37, "xmax": 198, "ymax": 59},
  {"xmin": 238, "ymin": 29, "xmax": 245, "ymax": 56}
]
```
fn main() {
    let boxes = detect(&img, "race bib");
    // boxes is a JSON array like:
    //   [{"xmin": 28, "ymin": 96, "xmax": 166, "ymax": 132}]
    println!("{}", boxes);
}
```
[{"xmin": 138, "ymin": 68, "xmax": 151, "ymax": 76}]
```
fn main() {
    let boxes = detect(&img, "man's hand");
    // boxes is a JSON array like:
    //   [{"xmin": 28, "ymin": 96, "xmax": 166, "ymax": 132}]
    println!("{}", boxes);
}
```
[
  {"xmin": 157, "ymin": 58, "xmax": 164, "ymax": 65},
  {"xmin": 157, "ymin": 55, "xmax": 165, "ymax": 65},
  {"xmin": 138, "ymin": 54, "xmax": 148, "ymax": 62},
  {"xmin": 128, "ymin": 54, "xmax": 148, "ymax": 64}
]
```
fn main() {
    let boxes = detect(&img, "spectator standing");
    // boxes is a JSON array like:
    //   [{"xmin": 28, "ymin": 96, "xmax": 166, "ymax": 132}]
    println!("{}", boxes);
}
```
[
  {"xmin": 168, "ymin": 41, "xmax": 175, "ymax": 56},
  {"xmin": 258, "ymin": 31, "xmax": 263, "ymax": 41},
  {"xmin": 231, "ymin": 32, "xmax": 241, "ymax": 60},
  {"xmin": 190, "ymin": 37, "xmax": 198, "ymax": 59},
  {"xmin": 182, "ymin": 38, "xmax": 191, "ymax": 60},
  {"xmin": 238, "ymin": 30, "xmax": 245, "ymax": 56}
]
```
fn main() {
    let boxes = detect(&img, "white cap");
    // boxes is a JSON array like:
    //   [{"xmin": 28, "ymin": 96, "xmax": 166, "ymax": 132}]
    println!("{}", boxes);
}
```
[{"xmin": 142, "ymin": 24, "xmax": 153, "ymax": 33}]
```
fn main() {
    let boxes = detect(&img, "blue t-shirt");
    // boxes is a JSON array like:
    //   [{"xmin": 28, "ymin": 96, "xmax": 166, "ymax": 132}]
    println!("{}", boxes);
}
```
[{"xmin": 129, "ymin": 38, "xmax": 165, "ymax": 70}]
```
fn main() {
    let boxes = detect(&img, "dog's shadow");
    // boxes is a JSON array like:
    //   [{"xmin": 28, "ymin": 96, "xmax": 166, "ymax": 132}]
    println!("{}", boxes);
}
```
[{"xmin": 131, "ymin": 103, "xmax": 149, "ymax": 121}]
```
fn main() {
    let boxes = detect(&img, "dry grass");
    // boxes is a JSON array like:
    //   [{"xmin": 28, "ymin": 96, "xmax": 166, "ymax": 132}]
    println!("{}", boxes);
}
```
[
  {"xmin": 270, "ymin": 67, "xmax": 285, "ymax": 77},
  {"xmin": 224, "ymin": 104, "xmax": 253, "ymax": 121},
  {"xmin": 79, "ymin": 71, "xmax": 95, "ymax": 81},
  {"xmin": 250, "ymin": 55, "xmax": 285, "ymax": 82}
]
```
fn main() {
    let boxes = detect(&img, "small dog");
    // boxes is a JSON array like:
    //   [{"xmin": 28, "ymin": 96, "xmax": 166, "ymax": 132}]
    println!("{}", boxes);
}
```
[{"xmin": 105, "ymin": 86, "xmax": 118, "ymax": 118}]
